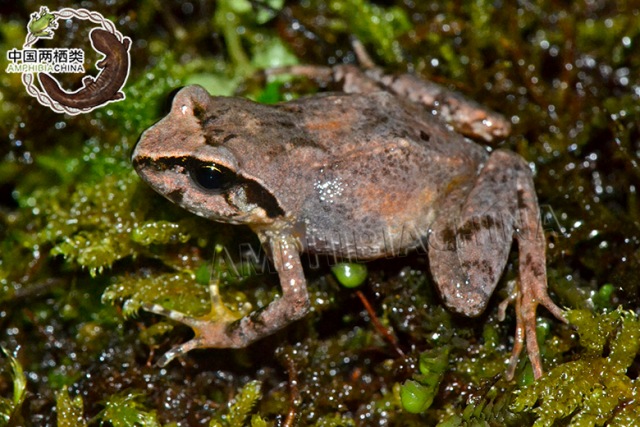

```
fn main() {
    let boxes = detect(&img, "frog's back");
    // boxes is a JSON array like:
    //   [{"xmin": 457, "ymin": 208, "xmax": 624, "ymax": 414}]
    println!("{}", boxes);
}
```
[{"xmin": 288, "ymin": 92, "xmax": 488, "ymax": 259}]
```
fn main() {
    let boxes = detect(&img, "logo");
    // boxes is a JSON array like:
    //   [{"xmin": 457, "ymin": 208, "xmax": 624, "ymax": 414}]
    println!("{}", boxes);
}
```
[{"xmin": 6, "ymin": 6, "xmax": 131, "ymax": 114}]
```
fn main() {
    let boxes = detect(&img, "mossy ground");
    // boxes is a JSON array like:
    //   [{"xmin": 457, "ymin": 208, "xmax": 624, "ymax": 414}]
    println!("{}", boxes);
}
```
[{"xmin": 1, "ymin": 1, "xmax": 639, "ymax": 425}]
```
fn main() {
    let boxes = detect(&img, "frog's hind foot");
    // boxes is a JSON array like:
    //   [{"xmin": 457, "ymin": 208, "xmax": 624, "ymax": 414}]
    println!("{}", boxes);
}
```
[{"xmin": 503, "ymin": 278, "xmax": 566, "ymax": 381}]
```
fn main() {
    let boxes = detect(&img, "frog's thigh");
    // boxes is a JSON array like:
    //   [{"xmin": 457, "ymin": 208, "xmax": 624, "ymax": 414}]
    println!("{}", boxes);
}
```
[{"xmin": 429, "ymin": 150, "xmax": 519, "ymax": 317}]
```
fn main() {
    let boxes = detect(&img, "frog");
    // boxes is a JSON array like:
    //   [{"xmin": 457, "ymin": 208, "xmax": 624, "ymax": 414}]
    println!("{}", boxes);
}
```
[
  {"xmin": 132, "ymin": 45, "xmax": 565, "ymax": 380},
  {"xmin": 27, "ymin": 6, "xmax": 58, "ymax": 39}
]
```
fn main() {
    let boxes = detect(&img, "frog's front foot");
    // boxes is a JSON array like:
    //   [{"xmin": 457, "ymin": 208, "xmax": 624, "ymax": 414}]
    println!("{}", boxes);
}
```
[
  {"xmin": 143, "ymin": 298, "xmax": 243, "ymax": 366},
  {"xmin": 146, "ymin": 235, "xmax": 311, "ymax": 367}
]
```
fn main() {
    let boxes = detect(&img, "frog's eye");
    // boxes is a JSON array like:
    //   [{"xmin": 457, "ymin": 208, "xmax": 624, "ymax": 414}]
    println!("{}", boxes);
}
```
[{"xmin": 190, "ymin": 163, "xmax": 235, "ymax": 193}]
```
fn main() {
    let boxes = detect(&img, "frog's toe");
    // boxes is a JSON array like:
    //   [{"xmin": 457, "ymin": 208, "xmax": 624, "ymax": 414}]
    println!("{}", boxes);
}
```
[
  {"xmin": 155, "ymin": 336, "xmax": 204, "ymax": 367},
  {"xmin": 504, "ymin": 280, "xmax": 564, "ymax": 380},
  {"xmin": 152, "ymin": 320, "xmax": 238, "ymax": 366},
  {"xmin": 535, "ymin": 287, "xmax": 567, "ymax": 323},
  {"xmin": 143, "ymin": 302, "xmax": 194, "ymax": 326},
  {"xmin": 497, "ymin": 283, "xmax": 546, "ymax": 380},
  {"xmin": 505, "ymin": 293, "xmax": 527, "ymax": 380},
  {"xmin": 142, "ymin": 302, "xmax": 241, "ymax": 366}
]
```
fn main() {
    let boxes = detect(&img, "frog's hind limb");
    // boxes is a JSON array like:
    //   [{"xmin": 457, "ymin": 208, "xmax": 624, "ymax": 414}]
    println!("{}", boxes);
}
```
[
  {"xmin": 428, "ymin": 149, "xmax": 565, "ymax": 380},
  {"xmin": 506, "ymin": 154, "xmax": 566, "ymax": 379},
  {"xmin": 266, "ymin": 49, "xmax": 511, "ymax": 142}
]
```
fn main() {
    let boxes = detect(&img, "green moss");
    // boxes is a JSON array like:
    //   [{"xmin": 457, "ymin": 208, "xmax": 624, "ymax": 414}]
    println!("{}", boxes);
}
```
[
  {"xmin": 438, "ymin": 309, "xmax": 640, "ymax": 425},
  {"xmin": 313, "ymin": 414, "xmax": 356, "ymax": 427},
  {"xmin": 103, "ymin": 271, "xmax": 208, "ymax": 318},
  {"xmin": 97, "ymin": 391, "xmax": 160, "ymax": 427},
  {"xmin": 131, "ymin": 221, "xmax": 191, "ymax": 246},
  {"xmin": 0, "ymin": 348, "xmax": 27, "ymax": 426},
  {"xmin": 328, "ymin": 0, "xmax": 411, "ymax": 63},
  {"xmin": 401, "ymin": 347, "xmax": 450, "ymax": 413},
  {"xmin": 511, "ymin": 309, "xmax": 640, "ymax": 426},
  {"xmin": 210, "ymin": 381, "xmax": 263, "ymax": 427},
  {"xmin": 56, "ymin": 386, "xmax": 87, "ymax": 427},
  {"xmin": 36, "ymin": 167, "xmax": 140, "ymax": 276}
]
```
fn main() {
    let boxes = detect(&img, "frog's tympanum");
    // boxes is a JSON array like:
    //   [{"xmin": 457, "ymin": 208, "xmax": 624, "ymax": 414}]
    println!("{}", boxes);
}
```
[{"xmin": 132, "ymin": 55, "xmax": 565, "ymax": 379}]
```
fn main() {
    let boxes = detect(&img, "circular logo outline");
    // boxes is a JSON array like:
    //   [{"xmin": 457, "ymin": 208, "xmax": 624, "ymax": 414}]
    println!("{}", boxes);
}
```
[{"xmin": 22, "ymin": 7, "xmax": 131, "ymax": 115}]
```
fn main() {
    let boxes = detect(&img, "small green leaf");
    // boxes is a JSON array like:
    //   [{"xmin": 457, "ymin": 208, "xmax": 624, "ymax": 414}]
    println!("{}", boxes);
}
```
[
  {"xmin": 593, "ymin": 283, "xmax": 615, "ymax": 311},
  {"xmin": 251, "ymin": 37, "xmax": 298, "ymax": 70},
  {"xmin": 332, "ymin": 263, "xmax": 368, "ymax": 288},
  {"xmin": 400, "ymin": 380, "xmax": 431, "ymax": 414}
]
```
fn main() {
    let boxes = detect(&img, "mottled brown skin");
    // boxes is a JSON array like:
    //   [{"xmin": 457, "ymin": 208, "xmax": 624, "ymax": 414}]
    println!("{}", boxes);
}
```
[
  {"xmin": 132, "ymin": 72, "xmax": 564, "ymax": 378},
  {"xmin": 268, "ymin": 39, "xmax": 511, "ymax": 143},
  {"xmin": 38, "ymin": 28, "xmax": 130, "ymax": 109}
]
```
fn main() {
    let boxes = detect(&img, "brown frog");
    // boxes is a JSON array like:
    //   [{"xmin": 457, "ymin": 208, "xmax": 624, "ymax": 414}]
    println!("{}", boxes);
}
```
[{"xmin": 132, "ymin": 51, "xmax": 565, "ymax": 379}]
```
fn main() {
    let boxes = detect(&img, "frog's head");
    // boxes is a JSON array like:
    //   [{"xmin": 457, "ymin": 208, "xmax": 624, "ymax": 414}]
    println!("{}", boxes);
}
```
[
  {"xmin": 28, "ymin": 7, "xmax": 57, "ymax": 37},
  {"xmin": 30, "ymin": 9, "xmax": 53, "ymax": 25},
  {"xmin": 132, "ymin": 85, "xmax": 285, "ymax": 226}
]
